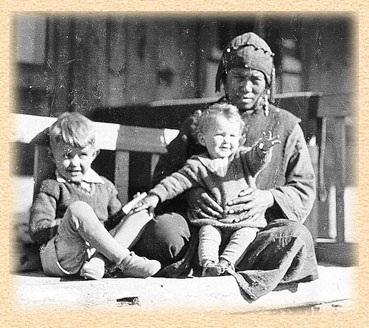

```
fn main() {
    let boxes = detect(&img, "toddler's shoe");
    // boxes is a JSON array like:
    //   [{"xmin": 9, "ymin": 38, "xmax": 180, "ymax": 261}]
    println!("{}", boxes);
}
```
[
  {"xmin": 116, "ymin": 251, "xmax": 161, "ymax": 278},
  {"xmin": 201, "ymin": 260, "xmax": 222, "ymax": 277},
  {"xmin": 80, "ymin": 255, "xmax": 106, "ymax": 280},
  {"xmin": 218, "ymin": 258, "xmax": 233, "ymax": 275}
]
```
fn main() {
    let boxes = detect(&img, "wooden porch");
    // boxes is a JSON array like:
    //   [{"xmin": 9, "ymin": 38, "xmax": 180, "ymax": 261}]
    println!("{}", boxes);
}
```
[
  {"xmin": 11, "ymin": 91, "xmax": 357, "ymax": 311},
  {"xmin": 14, "ymin": 265, "xmax": 354, "ymax": 311}
]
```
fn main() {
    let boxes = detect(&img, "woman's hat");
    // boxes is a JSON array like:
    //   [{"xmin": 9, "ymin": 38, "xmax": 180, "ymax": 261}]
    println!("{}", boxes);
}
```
[{"xmin": 215, "ymin": 32, "xmax": 275, "ymax": 93}]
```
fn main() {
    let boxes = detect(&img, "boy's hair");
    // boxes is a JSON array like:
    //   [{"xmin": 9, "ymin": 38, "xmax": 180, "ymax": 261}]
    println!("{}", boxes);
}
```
[
  {"xmin": 49, "ymin": 112, "xmax": 96, "ymax": 148},
  {"xmin": 196, "ymin": 103, "xmax": 245, "ymax": 136}
]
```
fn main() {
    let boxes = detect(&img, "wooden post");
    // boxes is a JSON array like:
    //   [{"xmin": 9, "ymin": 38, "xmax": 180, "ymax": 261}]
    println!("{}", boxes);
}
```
[
  {"xmin": 114, "ymin": 151, "xmax": 130, "ymax": 205},
  {"xmin": 33, "ymin": 145, "xmax": 54, "ymax": 200},
  {"xmin": 150, "ymin": 154, "xmax": 160, "ymax": 185},
  {"xmin": 334, "ymin": 117, "xmax": 346, "ymax": 243}
]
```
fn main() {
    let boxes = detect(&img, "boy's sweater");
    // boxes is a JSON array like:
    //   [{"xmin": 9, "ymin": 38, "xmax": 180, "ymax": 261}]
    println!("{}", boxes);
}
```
[{"xmin": 29, "ymin": 174, "xmax": 123, "ymax": 246}]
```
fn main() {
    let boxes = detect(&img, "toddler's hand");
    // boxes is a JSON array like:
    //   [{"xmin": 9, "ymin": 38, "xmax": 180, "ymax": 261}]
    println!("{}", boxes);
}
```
[
  {"xmin": 131, "ymin": 195, "xmax": 159, "ymax": 214},
  {"xmin": 257, "ymin": 131, "xmax": 281, "ymax": 152}
]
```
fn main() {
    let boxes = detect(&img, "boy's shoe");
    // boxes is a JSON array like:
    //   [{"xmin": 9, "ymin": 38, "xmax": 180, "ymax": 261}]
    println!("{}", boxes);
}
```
[
  {"xmin": 80, "ymin": 255, "xmax": 106, "ymax": 280},
  {"xmin": 201, "ymin": 260, "xmax": 222, "ymax": 277},
  {"xmin": 116, "ymin": 251, "xmax": 161, "ymax": 278}
]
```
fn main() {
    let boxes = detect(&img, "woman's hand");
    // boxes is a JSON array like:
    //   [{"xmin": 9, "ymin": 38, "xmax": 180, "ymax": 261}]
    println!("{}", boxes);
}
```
[
  {"xmin": 225, "ymin": 187, "xmax": 274, "ymax": 222},
  {"xmin": 186, "ymin": 188, "xmax": 223, "ymax": 219}
]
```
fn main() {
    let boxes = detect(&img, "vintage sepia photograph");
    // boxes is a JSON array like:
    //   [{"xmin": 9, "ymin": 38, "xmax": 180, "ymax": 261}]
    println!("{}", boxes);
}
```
[{"xmin": 10, "ymin": 12, "xmax": 356, "ymax": 314}]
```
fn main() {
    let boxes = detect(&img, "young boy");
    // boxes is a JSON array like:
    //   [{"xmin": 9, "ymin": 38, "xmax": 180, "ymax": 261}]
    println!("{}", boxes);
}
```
[
  {"xmin": 29, "ymin": 112, "xmax": 161, "ymax": 280},
  {"xmin": 132, "ymin": 103, "xmax": 280, "ymax": 276}
]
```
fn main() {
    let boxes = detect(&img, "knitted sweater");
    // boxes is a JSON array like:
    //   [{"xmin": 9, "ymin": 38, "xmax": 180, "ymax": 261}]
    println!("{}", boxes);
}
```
[
  {"xmin": 29, "ymin": 175, "xmax": 123, "ymax": 246},
  {"xmin": 150, "ymin": 146, "xmax": 270, "ymax": 229}
]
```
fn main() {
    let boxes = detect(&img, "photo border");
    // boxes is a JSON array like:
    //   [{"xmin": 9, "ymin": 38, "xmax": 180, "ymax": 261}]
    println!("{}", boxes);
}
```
[{"xmin": 1, "ymin": 1, "xmax": 367, "ymax": 327}]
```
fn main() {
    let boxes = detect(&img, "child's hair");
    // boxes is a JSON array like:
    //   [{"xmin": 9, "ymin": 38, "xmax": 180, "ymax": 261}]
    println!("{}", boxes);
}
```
[
  {"xmin": 49, "ymin": 112, "xmax": 96, "ymax": 148},
  {"xmin": 196, "ymin": 103, "xmax": 245, "ymax": 136}
]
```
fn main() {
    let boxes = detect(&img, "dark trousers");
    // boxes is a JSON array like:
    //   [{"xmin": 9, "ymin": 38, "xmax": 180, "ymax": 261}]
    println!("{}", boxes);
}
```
[
  {"xmin": 134, "ymin": 214, "xmax": 318, "ymax": 301},
  {"xmin": 134, "ymin": 212, "xmax": 192, "ymax": 268}
]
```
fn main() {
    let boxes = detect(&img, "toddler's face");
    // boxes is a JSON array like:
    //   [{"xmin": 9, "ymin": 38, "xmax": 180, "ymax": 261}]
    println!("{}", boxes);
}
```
[
  {"xmin": 199, "ymin": 115, "xmax": 242, "ymax": 159},
  {"xmin": 50, "ymin": 141, "xmax": 98, "ymax": 184}
]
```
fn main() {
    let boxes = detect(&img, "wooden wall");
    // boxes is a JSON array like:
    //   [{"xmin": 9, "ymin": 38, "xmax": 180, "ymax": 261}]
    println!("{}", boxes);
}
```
[{"xmin": 15, "ymin": 16, "xmax": 214, "ymax": 117}]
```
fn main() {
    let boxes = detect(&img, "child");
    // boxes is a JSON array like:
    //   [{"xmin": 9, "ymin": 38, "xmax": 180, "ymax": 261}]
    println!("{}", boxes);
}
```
[
  {"xmin": 29, "ymin": 112, "xmax": 161, "ymax": 280},
  {"xmin": 132, "ymin": 103, "xmax": 280, "ymax": 276}
]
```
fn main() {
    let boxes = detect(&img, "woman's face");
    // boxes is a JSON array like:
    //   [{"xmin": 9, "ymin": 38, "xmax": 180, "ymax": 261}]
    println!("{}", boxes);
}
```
[{"xmin": 223, "ymin": 68, "xmax": 266, "ymax": 112}]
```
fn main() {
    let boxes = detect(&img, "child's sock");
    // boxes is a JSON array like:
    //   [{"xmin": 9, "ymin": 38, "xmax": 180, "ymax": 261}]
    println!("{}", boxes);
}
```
[{"xmin": 80, "ymin": 254, "xmax": 106, "ymax": 280}]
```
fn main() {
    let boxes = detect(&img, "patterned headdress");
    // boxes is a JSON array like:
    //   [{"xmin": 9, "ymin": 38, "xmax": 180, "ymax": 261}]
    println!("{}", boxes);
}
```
[{"xmin": 215, "ymin": 32, "xmax": 275, "ymax": 100}]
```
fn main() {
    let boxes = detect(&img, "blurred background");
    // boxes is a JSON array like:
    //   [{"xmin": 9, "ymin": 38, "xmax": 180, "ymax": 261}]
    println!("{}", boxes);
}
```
[{"xmin": 14, "ymin": 14, "xmax": 353, "ymax": 115}]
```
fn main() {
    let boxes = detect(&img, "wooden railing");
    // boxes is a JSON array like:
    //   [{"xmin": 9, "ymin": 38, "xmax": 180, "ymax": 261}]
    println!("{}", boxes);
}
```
[{"xmin": 310, "ymin": 93, "xmax": 356, "ymax": 266}]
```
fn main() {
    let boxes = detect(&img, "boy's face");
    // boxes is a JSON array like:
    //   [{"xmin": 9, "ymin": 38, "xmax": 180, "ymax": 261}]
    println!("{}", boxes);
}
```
[
  {"xmin": 50, "ymin": 141, "xmax": 99, "ymax": 184},
  {"xmin": 198, "ymin": 115, "xmax": 242, "ymax": 159}
]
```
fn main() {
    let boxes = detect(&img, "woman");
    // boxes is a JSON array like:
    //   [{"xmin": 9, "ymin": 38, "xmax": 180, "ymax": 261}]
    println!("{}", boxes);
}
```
[{"xmin": 133, "ymin": 32, "xmax": 318, "ymax": 300}]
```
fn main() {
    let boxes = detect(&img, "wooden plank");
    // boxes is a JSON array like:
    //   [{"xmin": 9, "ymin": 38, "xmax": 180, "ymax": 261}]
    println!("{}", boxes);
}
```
[
  {"xmin": 315, "ymin": 242, "xmax": 357, "ymax": 266},
  {"xmin": 150, "ymin": 154, "xmax": 160, "ymax": 184},
  {"xmin": 49, "ymin": 17, "xmax": 74, "ymax": 116},
  {"xmin": 13, "ymin": 114, "xmax": 56, "ymax": 144},
  {"xmin": 72, "ymin": 19, "xmax": 109, "ymax": 113},
  {"xmin": 114, "ymin": 150, "xmax": 130, "ymax": 204},
  {"xmin": 334, "ymin": 117, "xmax": 346, "ymax": 243},
  {"xmin": 12, "ymin": 113, "xmax": 178, "ymax": 153},
  {"xmin": 148, "ymin": 92, "xmax": 323, "ymax": 107},
  {"xmin": 14, "ymin": 265, "xmax": 353, "ymax": 309},
  {"xmin": 33, "ymin": 145, "xmax": 54, "ymax": 199},
  {"xmin": 106, "ymin": 19, "xmax": 128, "ymax": 107},
  {"xmin": 115, "ymin": 125, "xmax": 168, "ymax": 154},
  {"xmin": 316, "ymin": 93, "xmax": 350, "ymax": 118}
]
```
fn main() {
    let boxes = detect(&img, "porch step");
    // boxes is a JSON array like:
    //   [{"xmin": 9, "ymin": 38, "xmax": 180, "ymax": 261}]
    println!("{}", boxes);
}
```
[{"xmin": 14, "ymin": 265, "xmax": 354, "ymax": 312}]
